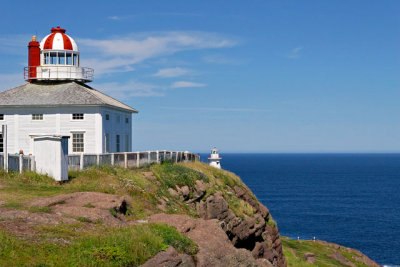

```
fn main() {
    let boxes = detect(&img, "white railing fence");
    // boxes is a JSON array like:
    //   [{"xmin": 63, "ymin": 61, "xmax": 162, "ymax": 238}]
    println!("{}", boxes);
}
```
[
  {"xmin": 0, "ymin": 153, "xmax": 35, "ymax": 173},
  {"xmin": 0, "ymin": 151, "xmax": 199, "ymax": 173},
  {"xmin": 67, "ymin": 151, "xmax": 199, "ymax": 171}
]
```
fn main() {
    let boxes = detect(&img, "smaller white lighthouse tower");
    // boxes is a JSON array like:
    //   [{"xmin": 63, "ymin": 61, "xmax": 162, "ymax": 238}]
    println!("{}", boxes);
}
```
[{"xmin": 208, "ymin": 147, "xmax": 222, "ymax": 169}]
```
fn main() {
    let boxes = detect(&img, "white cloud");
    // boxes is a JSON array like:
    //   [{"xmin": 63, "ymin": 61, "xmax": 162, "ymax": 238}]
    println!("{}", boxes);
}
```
[
  {"xmin": 0, "ymin": 73, "xmax": 25, "ymax": 92},
  {"xmin": 78, "ymin": 31, "xmax": 236, "ymax": 75},
  {"xmin": 160, "ymin": 106, "xmax": 269, "ymax": 112},
  {"xmin": 203, "ymin": 54, "xmax": 242, "ymax": 65},
  {"xmin": 286, "ymin": 46, "xmax": 303, "ymax": 59},
  {"xmin": 153, "ymin": 67, "xmax": 190, "ymax": 78},
  {"xmin": 0, "ymin": 34, "xmax": 32, "ymax": 55},
  {"xmin": 93, "ymin": 80, "xmax": 164, "ymax": 98},
  {"xmin": 171, "ymin": 81, "xmax": 205, "ymax": 88},
  {"xmin": 108, "ymin": 16, "xmax": 121, "ymax": 20}
]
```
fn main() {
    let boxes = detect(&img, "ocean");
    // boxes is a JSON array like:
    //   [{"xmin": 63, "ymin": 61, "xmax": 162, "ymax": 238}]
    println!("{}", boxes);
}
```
[{"xmin": 200, "ymin": 153, "xmax": 400, "ymax": 266}]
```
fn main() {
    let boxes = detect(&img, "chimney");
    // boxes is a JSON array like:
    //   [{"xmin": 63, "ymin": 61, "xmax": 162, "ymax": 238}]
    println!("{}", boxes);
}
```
[{"xmin": 28, "ymin": 36, "xmax": 40, "ymax": 82}]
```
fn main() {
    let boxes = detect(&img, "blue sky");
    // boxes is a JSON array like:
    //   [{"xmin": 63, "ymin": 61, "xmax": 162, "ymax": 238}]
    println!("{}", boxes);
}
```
[{"xmin": 0, "ymin": 0, "xmax": 399, "ymax": 152}]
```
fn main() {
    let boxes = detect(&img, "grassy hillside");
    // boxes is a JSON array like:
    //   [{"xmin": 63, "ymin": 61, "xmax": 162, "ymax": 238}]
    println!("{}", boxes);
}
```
[
  {"xmin": 0, "ymin": 162, "xmax": 257, "ymax": 266},
  {"xmin": 0, "ymin": 162, "xmax": 379, "ymax": 266}
]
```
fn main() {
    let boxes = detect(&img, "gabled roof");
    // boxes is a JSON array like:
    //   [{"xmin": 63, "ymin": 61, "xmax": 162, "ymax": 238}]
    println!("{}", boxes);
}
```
[{"xmin": 0, "ymin": 81, "xmax": 138, "ymax": 113}]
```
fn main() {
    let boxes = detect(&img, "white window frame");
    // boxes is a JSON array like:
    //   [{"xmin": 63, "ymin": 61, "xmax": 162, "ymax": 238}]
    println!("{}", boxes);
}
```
[
  {"xmin": 32, "ymin": 114, "xmax": 43, "ymax": 121},
  {"xmin": 71, "ymin": 132, "xmax": 85, "ymax": 153},
  {"xmin": 72, "ymin": 113, "xmax": 84, "ymax": 120}
]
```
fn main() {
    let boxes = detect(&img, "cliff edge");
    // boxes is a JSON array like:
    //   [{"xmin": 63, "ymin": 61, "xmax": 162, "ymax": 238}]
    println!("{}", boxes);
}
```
[{"xmin": 0, "ymin": 162, "xmax": 380, "ymax": 266}]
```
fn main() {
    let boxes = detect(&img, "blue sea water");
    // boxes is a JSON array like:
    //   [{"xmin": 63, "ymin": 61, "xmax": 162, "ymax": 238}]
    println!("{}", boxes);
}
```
[{"xmin": 200, "ymin": 153, "xmax": 400, "ymax": 266}]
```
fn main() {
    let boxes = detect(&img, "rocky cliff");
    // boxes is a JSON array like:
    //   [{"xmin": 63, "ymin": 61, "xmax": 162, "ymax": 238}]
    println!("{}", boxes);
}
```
[{"xmin": 0, "ymin": 162, "xmax": 380, "ymax": 266}]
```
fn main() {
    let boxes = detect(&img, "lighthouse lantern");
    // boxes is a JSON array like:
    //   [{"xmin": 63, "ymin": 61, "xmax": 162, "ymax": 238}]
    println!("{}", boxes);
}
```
[{"xmin": 24, "ymin": 26, "xmax": 94, "ymax": 82}]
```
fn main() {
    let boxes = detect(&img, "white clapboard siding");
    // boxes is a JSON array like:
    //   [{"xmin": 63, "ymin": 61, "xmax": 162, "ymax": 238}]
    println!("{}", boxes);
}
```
[{"xmin": 0, "ymin": 106, "xmax": 133, "ymax": 155}]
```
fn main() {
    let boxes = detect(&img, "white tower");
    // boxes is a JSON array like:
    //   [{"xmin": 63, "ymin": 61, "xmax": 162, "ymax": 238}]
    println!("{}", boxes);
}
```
[{"xmin": 208, "ymin": 147, "xmax": 222, "ymax": 169}]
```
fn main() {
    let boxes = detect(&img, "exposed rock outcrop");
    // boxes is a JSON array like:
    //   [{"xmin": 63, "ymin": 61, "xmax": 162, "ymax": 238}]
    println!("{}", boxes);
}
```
[
  {"xmin": 149, "ymin": 213, "xmax": 273, "ymax": 267},
  {"xmin": 172, "ymin": 179, "xmax": 286, "ymax": 267},
  {"xmin": 141, "ymin": 246, "xmax": 195, "ymax": 267}
]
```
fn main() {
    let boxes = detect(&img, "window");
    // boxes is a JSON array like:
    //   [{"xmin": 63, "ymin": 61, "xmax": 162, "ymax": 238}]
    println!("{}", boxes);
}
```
[
  {"xmin": 72, "ymin": 113, "xmax": 84, "ymax": 120},
  {"xmin": 105, "ymin": 133, "xmax": 110, "ymax": 153},
  {"xmin": 72, "ymin": 133, "xmax": 84, "ymax": 153},
  {"xmin": 58, "ymin": 52, "xmax": 65, "ymax": 65},
  {"xmin": 105, "ymin": 114, "xmax": 109, "ymax": 120},
  {"xmin": 125, "ymin": 117, "xmax": 129, "ymax": 124},
  {"xmin": 116, "ymin": 135, "xmax": 120, "ymax": 152},
  {"xmin": 50, "ymin": 52, "xmax": 57, "ymax": 64},
  {"xmin": 32, "ymin": 114, "xmax": 43, "ymax": 120},
  {"xmin": 0, "ymin": 114, "xmax": 3, "ymax": 120},
  {"xmin": 44, "ymin": 52, "xmax": 50, "ymax": 64},
  {"xmin": 73, "ymin": 54, "xmax": 78, "ymax": 66},
  {"xmin": 66, "ymin": 52, "xmax": 72, "ymax": 65},
  {"xmin": 0, "ymin": 133, "xmax": 3, "ymax": 153},
  {"xmin": 117, "ymin": 115, "xmax": 121, "ymax": 123},
  {"xmin": 125, "ymin": 135, "xmax": 129, "ymax": 152}
]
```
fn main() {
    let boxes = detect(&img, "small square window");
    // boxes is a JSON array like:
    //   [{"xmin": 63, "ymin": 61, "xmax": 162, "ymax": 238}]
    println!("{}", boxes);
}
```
[
  {"xmin": 72, "ymin": 113, "xmax": 84, "ymax": 120},
  {"xmin": 0, "ymin": 114, "xmax": 4, "ymax": 120},
  {"xmin": 106, "ymin": 114, "xmax": 109, "ymax": 120},
  {"xmin": 125, "ymin": 117, "xmax": 129, "ymax": 124},
  {"xmin": 32, "ymin": 114, "xmax": 43, "ymax": 120}
]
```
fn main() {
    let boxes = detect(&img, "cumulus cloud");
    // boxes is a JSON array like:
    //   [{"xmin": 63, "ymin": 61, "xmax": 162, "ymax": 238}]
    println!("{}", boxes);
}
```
[
  {"xmin": 153, "ymin": 67, "xmax": 190, "ymax": 78},
  {"xmin": 286, "ymin": 46, "xmax": 303, "ymax": 59},
  {"xmin": 78, "ymin": 31, "xmax": 236, "ymax": 74},
  {"xmin": 171, "ymin": 81, "xmax": 205, "ymax": 88}
]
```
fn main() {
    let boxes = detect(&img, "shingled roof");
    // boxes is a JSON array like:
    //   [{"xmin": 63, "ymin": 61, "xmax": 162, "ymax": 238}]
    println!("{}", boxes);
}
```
[{"xmin": 0, "ymin": 81, "xmax": 137, "ymax": 113}]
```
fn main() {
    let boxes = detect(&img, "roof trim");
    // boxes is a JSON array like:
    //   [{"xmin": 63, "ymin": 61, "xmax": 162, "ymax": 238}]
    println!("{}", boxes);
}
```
[{"xmin": 0, "ymin": 104, "xmax": 138, "ymax": 113}]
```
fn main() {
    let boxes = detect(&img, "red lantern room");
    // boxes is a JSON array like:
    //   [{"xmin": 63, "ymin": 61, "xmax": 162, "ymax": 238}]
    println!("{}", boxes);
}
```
[{"xmin": 25, "ymin": 26, "xmax": 93, "ymax": 83}]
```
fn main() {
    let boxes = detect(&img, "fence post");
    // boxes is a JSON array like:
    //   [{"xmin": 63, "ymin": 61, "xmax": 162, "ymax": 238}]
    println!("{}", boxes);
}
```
[
  {"xmin": 111, "ymin": 153, "xmax": 115, "ymax": 166},
  {"xmin": 184, "ymin": 151, "xmax": 188, "ymax": 162},
  {"xmin": 175, "ymin": 152, "xmax": 178, "ymax": 163},
  {"xmin": 96, "ymin": 154, "xmax": 100, "ymax": 166},
  {"xmin": 19, "ymin": 154, "xmax": 23, "ymax": 174},
  {"xmin": 136, "ymin": 152, "xmax": 139, "ymax": 168},
  {"xmin": 156, "ymin": 150, "xmax": 159, "ymax": 163},
  {"xmin": 31, "ymin": 156, "xmax": 36, "ymax": 171},
  {"xmin": 148, "ymin": 151, "xmax": 151, "ymax": 164},
  {"xmin": 80, "ymin": 154, "xmax": 84, "ymax": 170},
  {"xmin": 124, "ymin": 152, "xmax": 128, "ymax": 168}
]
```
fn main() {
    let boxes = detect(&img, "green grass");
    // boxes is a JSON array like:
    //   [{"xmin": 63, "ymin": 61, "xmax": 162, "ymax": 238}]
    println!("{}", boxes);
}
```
[
  {"xmin": 0, "ymin": 223, "xmax": 197, "ymax": 267},
  {"xmin": 282, "ymin": 237, "xmax": 371, "ymax": 267}
]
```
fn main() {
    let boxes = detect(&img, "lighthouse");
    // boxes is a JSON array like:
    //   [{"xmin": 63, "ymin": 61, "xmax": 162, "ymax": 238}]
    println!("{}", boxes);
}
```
[
  {"xmin": 0, "ymin": 26, "xmax": 137, "ymax": 155},
  {"xmin": 25, "ymin": 26, "xmax": 93, "ymax": 82},
  {"xmin": 208, "ymin": 147, "xmax": 222, "ymax": 169}
]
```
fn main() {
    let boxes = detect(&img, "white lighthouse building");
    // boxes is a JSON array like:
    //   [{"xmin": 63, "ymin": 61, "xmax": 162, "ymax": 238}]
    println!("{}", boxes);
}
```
[
  {"xmin": 208, "ymin": 147, "xmax": 222, "ymax": 169},
  {"xmin": 0, "ymin": 26, "xmax": 138, "ymax": 155}
]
